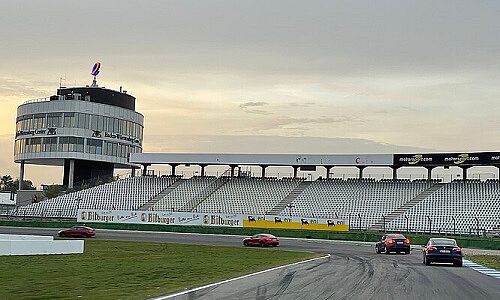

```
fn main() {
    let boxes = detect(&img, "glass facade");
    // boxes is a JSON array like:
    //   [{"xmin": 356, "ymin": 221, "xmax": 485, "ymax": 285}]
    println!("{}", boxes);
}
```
[
  {"xmin": 14, "ymin": 137, "xmax": 141, "ymax": 158},
  {"xmin": 47, "ymin": 113, "xmax": 62, "ymax": 127},
  {"xmin": 15, "ymin": 112, "xmax": 143, "ymax": 141},
  {"xmin": 15, "ymin": 108, "xmax": 143, "ymax": 163}
]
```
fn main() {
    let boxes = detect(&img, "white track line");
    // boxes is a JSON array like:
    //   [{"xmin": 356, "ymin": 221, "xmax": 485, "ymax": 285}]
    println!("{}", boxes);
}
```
[
  {"xmin": 150, "ymin": 254, "xmax": 331, "ymax": 300},
  {"xmin": 463, "ymin": 259, "xmax": 500, "ymax": 279}
]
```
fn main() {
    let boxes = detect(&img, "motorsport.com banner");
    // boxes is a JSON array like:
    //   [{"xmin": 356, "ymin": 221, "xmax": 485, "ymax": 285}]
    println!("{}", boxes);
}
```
[{"xmin": 394, "ymin": 152, "xmax": 500, "ymax": 167}]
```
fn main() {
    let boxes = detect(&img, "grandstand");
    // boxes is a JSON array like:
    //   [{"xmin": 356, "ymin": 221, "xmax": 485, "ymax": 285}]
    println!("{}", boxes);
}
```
[
  {"xmin": 11, "ymin": 176, "xmax": 178, "ymax": 218},
  {"xmin": 387, "ymin": 180, "xmax": 500, "ymax": 234},
  {"xmin": 4, "ymin": 175, "xmax": 499, "ymax": 234},
  {"xmin": 280, "ymin": 179, "xmax": 437, "ymax": 230},
  {"xmin": 193, "ymin": 177, "xmax": 303, "ymax": 214}
]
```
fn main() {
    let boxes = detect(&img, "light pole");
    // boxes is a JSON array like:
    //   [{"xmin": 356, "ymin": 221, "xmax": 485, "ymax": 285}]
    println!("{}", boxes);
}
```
[
  {"xmin": 405, "ymin": 215, "xmax": 409, "ymax": 233},
  {"xmin": 286, "ymin": 204, "xmax": 295, "ymax": 217}
]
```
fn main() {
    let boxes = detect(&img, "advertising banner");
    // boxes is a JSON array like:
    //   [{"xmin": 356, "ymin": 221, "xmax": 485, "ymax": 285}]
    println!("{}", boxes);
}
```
[
  {"xmin": 394, "ymin": 152, "xmax": 500, "ymax": 167},
  {"xmin": 242, "ymin": 214, "xmax": 349, "ymax": 232},
  {"xmin": 77, "ymin": 209, "xmax": 243, "ymax": 227},
  {"xmin": 77, "ymin": 209, "xmax": 348, "ymax": 231}
]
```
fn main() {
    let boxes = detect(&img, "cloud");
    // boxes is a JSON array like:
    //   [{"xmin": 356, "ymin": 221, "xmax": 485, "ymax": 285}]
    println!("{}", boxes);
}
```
[
  {"xmin": 244, "ymin": 109, "xmax": 272, "ymax": 115},
  {"xmin": 288, "ymin": 101, "xmax": 316, "ymax": 107},
  {"xmin": 253, "ymin": 115, "xmax": 364, "ymax": 132},
  {"xmin": 239, "ymin": 101, "xmax": 269, "ymax": 109},
  {"xmin": 0, "ymin": 76, "xmax": 54, "ymax": 99}
]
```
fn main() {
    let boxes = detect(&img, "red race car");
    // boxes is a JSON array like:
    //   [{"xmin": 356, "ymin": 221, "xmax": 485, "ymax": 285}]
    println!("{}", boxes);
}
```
[
  {"xmin": 243, "ymin": 234, "xmax": 279, "ymax": 247},
  {"xmin": 58, "ymin": 226, "xmax": 95, "ymax": 238}
]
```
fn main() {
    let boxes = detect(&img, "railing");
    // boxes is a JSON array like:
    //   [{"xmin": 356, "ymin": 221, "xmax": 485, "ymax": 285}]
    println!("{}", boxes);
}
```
[{"xmin": 22, "ymin": 97, "xmax": 52, "ymax": 105}]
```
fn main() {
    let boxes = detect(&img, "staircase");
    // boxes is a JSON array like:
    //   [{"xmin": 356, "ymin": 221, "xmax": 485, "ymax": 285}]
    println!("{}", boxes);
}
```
[
  {"xmin": 267, "ymin": 180, "xmax": 312, "ymax": 215},
  {"xmin": 180, "ymin": 169, "xmax": 232, "ymax": 212},
  {"xmin": 138, "ymin": 178, "xmax": 185, "ymax": 210},
  {"xmin": 370, "ymin": 183, "xmax": 444, "ymax": 231}
]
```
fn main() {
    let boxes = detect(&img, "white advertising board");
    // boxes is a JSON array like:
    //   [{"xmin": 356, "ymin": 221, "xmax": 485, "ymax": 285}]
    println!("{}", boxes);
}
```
[{"xmin": 77, "ymin": 209, "xmax": 243, "ymax": 227}]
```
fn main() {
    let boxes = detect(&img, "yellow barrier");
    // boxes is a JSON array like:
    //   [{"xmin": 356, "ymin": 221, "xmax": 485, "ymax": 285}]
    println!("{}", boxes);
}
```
[{"xmin": 243, "ymin": 220, "xmax": 349, "ymax": 231}]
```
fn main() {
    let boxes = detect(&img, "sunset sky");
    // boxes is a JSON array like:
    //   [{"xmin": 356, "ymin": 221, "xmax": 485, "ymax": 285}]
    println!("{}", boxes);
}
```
[{"xmin": 1, "ymin": 0, "xmax": 500, "ymax": 185}]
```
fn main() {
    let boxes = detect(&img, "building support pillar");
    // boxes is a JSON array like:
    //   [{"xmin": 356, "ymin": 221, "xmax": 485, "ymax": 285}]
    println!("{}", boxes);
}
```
[
  {"xmin": 358, "ymin": 166, "xmax": 366, "ymax": 180},
  {"xmin": 391, "ymin": 166, "xmax": 398, "ymax": 182},
  {"xmin": 230, "ymin": 165, "xmax": 237, "ymax": 177},
  {"xmin": 18, "ymin": 160, "xmax": 25, "ymax": 190},
  {"xmin": 142, "ymin": 164, "xmax": 150, "ymax": 176},
  {"xmin": 325, "ymin": 166, "xmax": 333, "ymax": 179},
  {"xmin": 261, "ymin": 165, "xmax": 268, "ymax": 178},
  {"xmin": 171, "ymin": 164, "xmax": 178, "ymax": 176},
  {"xmin": 461, "ymin": 166, "xmax": 471, "ymax": 181},
  {"xmin": 426, "ymin": 166, "xmax": 433, "ymax": 181},
  {"xmin": 200, "ymin": 164, "xmax": 207, "ymax": 177},
  {"xmin": 293, "ymin": 166, "xmax": 299, "ymax": 178},
  {"xmin": 68, "ymin": 159, "xmax": 75, "ymax": 189},
  {"xmin": 131, "ymin": 167, "xmax": 136, "ymax": 178}
]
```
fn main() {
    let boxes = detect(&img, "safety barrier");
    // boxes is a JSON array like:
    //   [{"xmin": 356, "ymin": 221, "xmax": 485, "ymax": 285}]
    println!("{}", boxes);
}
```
[{"xmin": 0, "ymin": 234, "xmax": 84, "ymax": 256}]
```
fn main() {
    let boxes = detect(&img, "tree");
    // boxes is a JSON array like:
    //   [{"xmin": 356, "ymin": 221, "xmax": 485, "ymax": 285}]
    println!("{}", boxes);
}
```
[
  {"xmin": 10, "ymin": 179, "xmax": 36, "ymax": 191},
  {"xmin": 0, "ymin": 175, "xmax": 13, "ymax": 191},
  {"xmin": 43, "ymin": 185, "xmax": 62, "ymax": 199}
]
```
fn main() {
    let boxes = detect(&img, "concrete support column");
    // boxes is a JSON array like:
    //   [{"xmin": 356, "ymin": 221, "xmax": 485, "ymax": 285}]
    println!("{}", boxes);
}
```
[
  {"xmin": 325, "ymin": 166, "xmax": 333, "ymax": 179},
  {"xmin": 230, "ymin": 165, "xmax": 237, "ymax": 177},
  {"xmin": 358, "ymin": 166, "xmax": 366, "ymax": 180},
  {"xmin": 142, "ymin": 164, "xmax": 149, "ymax": 176},
  {"xmin": 426, "ymin": 166, "xmax": 433, "ymax": 181},
  {"xmin": 261, "ymin": 165, "xmax": 268, "ymax": 178},
  {"xmin": 68, "ymin": 159, "xmax": 75, "ymax": 189},
  {"xmin": 293, "ymin": 166, "xmax": 299, "ymax": 178},
  {"xmin": 391, "ymin": 166, "xmax": 398, "ymax": 182},
  {"xmin": 461, "ymin": 166, "xmax": 471, "ymax": 181},
  {"xmin": 18, "ymin": 161, "xmax": 25, "ymax": 190},
  {"xmin": 200, "ymin": 164, "xmax": 207, "ymax": 177},
  {"xmin": 171, "ymin": 164, "xmax": 178, "ymax": 176}
]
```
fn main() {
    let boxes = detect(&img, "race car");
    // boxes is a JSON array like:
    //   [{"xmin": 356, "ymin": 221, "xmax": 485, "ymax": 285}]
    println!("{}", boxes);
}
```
[
  {"xmin": 375, "ymin": 233, "xmax": 411, "ymax": 254},
  {"xmin": 243, "ymin": 234, "xmax": 279, "ymax": 247},
  {"xmin": 58, "ymin": 226, "xmax": 95, "ymax": 238},
  {"xmin": 423, "ymin": 238, "xmax": 463, "ymax": 267}
]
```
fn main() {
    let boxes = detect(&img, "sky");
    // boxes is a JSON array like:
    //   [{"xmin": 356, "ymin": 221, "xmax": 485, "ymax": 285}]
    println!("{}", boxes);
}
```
[{"xmin": 1, "ymin": 0, "xmax": 500, "ymax": 186}]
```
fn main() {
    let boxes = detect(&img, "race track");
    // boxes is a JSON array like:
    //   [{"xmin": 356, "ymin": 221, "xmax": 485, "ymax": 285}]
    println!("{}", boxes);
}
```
[{"xmin": 1, "ymin": 226, "xmax": 499, "ymax": 300}]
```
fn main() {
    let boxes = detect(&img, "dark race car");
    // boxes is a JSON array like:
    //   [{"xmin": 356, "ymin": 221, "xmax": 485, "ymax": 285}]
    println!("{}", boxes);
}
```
[
  {"xmin": 243, "ymin": 234, "xmax": 279, "ymax": 247},
  {"xmin": 423, "ymin": 238, "xmax": 463, "ymax": 267},
  {"xmin": 58, "ymin": 226, "xmax": 95, "ymax": 238},
  {"xmin": 375, "ymin": 233, "xmax": 411, "ymax": 254}
]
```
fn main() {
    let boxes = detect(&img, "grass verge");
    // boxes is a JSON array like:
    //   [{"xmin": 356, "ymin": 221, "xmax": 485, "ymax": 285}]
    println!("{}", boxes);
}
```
[
  {"xmin": 467, "ymin": 255, "xmax": 500, "ymax": 270},
  {"xmin": 0, "ymin": 240, "xmax": 319, "ymax": 300}
]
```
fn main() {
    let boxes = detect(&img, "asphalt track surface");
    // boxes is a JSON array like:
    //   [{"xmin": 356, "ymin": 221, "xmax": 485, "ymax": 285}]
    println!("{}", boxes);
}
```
[{"xmin": 1, "ymin": 227, "xmax": 499, "ymax": 300}]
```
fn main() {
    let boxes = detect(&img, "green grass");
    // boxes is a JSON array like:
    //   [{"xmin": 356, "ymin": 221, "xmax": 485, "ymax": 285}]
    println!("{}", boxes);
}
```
[
  {"xmin": 467, "ymin": 255, "xmax": 500, "ymax": 270},
  {"xmin": 0, "ymin": 240, "xmax": 318, "ymax": 300}
]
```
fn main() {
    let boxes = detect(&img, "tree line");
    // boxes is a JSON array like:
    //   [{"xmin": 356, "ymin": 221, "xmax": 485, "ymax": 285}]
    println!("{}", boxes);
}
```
[{"xmin": 0, "ymin": 175, "xmax": 35, "ymax": 192}]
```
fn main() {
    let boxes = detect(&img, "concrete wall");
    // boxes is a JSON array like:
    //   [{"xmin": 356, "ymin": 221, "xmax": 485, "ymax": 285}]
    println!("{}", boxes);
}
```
[
  {"xmin": 16, "ymin": 190, "xmax": 44, "ymax": 207},
  {"xmin": 0, "ymin": 234, "xmax": 53, "ymax": 241},
  {"xmin": 0, "ymin": 234, "xmax": 84, "ymax": 256},
  {"xmin": 0, "ymin": 192, "xmax": 16, "ymax": 205}
]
